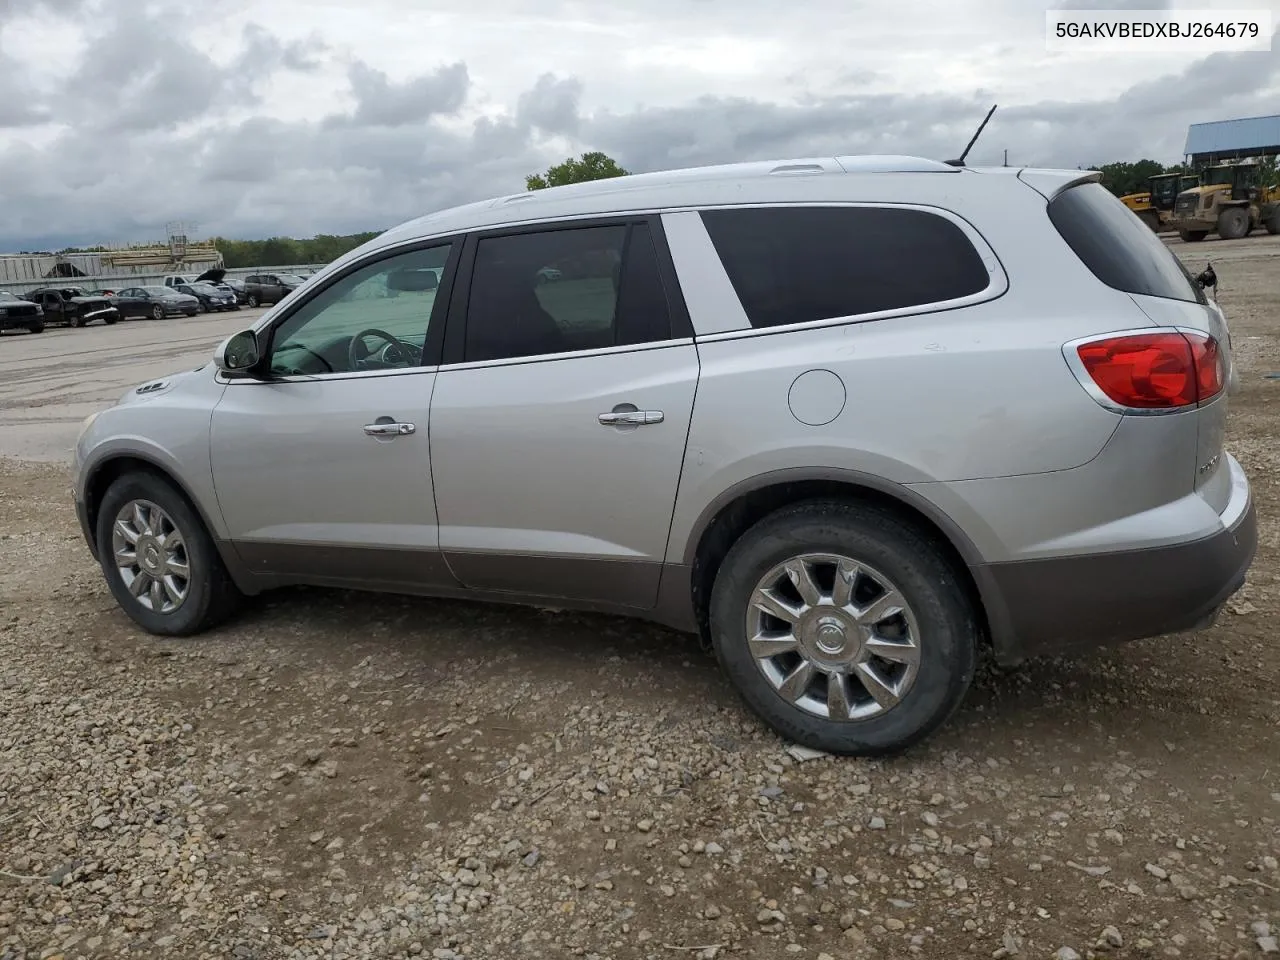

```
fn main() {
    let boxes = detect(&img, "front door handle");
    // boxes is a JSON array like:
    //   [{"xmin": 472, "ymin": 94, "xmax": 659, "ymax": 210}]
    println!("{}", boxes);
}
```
[
  {"xmin": 598, "ymin": 410, "xmax": 664, "ymax": 426},
  {"xmin": 363, "ymin": 421, "xmax": 416, "ymax": 437}
]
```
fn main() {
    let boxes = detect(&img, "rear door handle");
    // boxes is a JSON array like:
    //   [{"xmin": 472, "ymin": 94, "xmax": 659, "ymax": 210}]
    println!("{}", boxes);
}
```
[
  {"xmin": 363, "ymin": 421, "xmax": 416, "ymax": 437},
  {"xmin": 598, "ymin": 410, "xmax": 664, "ymax": 426}
]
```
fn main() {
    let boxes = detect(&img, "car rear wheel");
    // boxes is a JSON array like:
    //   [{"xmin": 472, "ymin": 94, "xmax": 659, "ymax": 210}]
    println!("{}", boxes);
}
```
[
  {"xmin": 151, "ymin": 305, "xmax": 164, "ymax": 320},
  {"xmin": 708, "ymin": 500, "xmax": 978, "ymax": 757},
  {"xmin": 1178, "ymin": 229, "xmax": 1208, "ymax": 243},
  {"xmin": 95, "ymin": 470, "xmax": 244, "ymax": 636}
]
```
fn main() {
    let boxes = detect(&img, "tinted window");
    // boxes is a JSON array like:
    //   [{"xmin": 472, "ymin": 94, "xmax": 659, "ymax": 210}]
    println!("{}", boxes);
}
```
[
  {"xmin": 464, "ymin": 222, "xmax": 673, "ymax": 363},
  {"xmin": 700, "ymin": 206, "xmax": 990, "ymax": 329},
  {"xmin": 268, "ymin": 243, "xmax": 452, "ymax": 376},
  {"xmin": 1048, "ymin": 182, "xmax": 1205, "ymax": 305}
]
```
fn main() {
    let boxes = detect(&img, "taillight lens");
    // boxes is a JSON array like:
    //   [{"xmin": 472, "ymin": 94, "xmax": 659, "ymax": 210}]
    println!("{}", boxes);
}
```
[{"xmin": 1074, "ymin": 330, "xmax": 1224, "ymax": 410}]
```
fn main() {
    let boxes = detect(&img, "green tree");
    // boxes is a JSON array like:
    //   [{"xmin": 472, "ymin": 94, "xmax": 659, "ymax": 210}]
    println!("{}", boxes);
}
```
[
  {"xmin": 212, "ymin": 231, "xmax": 382, "ymax": 268},
  {"xmin": 1092, "ymin": 159, "xmax": 1169, "ymax": 197},
  {"xmin": 526, "ymin": 151, "xmax": 630, "ymax": 191}
]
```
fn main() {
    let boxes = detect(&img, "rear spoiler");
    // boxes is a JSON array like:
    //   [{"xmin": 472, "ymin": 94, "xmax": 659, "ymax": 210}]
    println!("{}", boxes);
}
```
[{"xmin": 1017, "ymin": 168, "xmax": 1103, "ymax": 202}]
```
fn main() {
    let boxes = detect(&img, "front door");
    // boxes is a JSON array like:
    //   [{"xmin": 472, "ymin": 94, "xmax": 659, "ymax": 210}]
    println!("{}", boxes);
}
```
[
  {"xmin": 209, "ymin": 239, "xmax": 460, "ymax": 590},
  {"xmin": 430, "ymin": 218, "xmax": 699, "ymax": 608},
  {"xmin": 41, "ymin": 293, "xmax": 64, "ymax": 323}
]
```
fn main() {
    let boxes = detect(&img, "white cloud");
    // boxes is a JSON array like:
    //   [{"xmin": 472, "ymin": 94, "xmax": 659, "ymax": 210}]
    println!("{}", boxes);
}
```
[{"xmin": 0, "ymin": 0, "xmax": 1277, "ymax": 249}]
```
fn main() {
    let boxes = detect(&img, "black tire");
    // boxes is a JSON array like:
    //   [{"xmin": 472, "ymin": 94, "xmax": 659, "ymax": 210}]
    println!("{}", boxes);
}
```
[
  {"xmin": 247, "ymin": 294, "xmax": 259, "ymax": 308},
  {"xmin": 1139, "ymin": 211, "xmax": 1160, "ymax": 233},
  {"xmin": 151, "ymin": 305, "xmax": 164, "ymax": 320},
  {"xmin": 70, "ymin": 316, "xmax": 82, "ymax": 328},
  {"xmin": 1217, "ymin": 207, "xmax": 1249, "ymax": 240},
  {"xmin": 27, "ymin": 320, "xmax": 44, "ymax": 334},
  {"xmin": 95, "ymin": 470, "xmax": 243, "ymax": 637},
  {"xmin": 199, "ymin": 302, "xmax": 209, "ymax": 314},
  {"xmin": 708, "ymin": 500, "xmax": 978, "ymax": 757},
  {"xmin": 1267, "ymin": 212, "xmax": 1280, "ymax": 236},
  {"xmin": 104, "ymin": 314, "xmax": 117, "ymax": 325},
  {"xmin": 1179, "ymin": 229, "xmax": 1208, "ymax": 243}
]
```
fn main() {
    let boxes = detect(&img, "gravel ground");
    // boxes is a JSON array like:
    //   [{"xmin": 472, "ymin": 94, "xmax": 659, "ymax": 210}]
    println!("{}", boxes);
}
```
[{"xmin": 2, "ymin": 237, "xmax": 1279, "ymax": 960}]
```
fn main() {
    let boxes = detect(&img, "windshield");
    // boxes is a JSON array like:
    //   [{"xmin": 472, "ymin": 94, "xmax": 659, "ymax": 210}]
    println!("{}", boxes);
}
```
[
  {"xmin": 0, "ymin": 292, "xmax": 19, "ymax": 301},
  {"xmin": 142, "ymin": 286, "xmax": 176, "ymax": 296},
  {"xmin": 190, "ymin": 283, "xmax": 218, "ymax": 293},
  {"xmin": 1204, "ymin": 166, "xmax": 1239, "ymax": 186}
]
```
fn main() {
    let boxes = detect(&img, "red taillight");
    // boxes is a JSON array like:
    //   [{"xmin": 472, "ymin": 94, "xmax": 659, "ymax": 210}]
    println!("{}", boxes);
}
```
[{"xmin": 1073, "ymin": 330, "xmax": 1224, "ymax": 410}]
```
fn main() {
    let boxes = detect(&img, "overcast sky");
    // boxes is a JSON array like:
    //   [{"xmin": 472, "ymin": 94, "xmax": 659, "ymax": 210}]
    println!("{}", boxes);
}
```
[{"xmin": 0, "ymin": 0, "xmax": 1277, "ymax": 250}]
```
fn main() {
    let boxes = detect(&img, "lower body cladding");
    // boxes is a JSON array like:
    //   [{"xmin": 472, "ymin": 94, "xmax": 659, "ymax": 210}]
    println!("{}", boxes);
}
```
[
  {"xmin": 73, "ymin": 458, "xmax": 1255, "ymax": 673},
  {"xmin": 911, "ymin": 445, "xmax": 1256, "ymax": 666}
]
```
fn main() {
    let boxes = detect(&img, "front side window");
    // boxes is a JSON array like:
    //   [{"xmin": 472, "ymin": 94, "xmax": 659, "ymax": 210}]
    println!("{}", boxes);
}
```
[
  {"xmin": 700, "ymin": 205, "xmax": 991, "ymax": 329},
  {"xmin": 464, "ymin": 222, "xmax": 673, "ymax": 363},
  {"xmin": 267, "ymin": 243, "xmax": 451, "ymax": 377}
]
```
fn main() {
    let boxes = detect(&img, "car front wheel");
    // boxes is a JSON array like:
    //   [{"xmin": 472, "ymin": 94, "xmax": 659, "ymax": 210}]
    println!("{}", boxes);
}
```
[
  {"xmin": 151, "ymin": 305, "xmax": 164, "ymax": 320},
  {"xmin": 709, "ymin": 500, "xmax": 978, "ymax": 757},
  {"xmin": 96, "ymin": 471, "xmax": 243, "ymax": 636}
]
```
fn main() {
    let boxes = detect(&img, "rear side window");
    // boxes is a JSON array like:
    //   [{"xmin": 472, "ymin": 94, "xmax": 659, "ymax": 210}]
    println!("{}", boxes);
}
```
[
  {"xmin": 1047, "ymin": 182, "xmax": 1205, "ymax": 305},
  {"xmin": 699, "ymin": 206, "xmax": 991, "ymax": 329}
]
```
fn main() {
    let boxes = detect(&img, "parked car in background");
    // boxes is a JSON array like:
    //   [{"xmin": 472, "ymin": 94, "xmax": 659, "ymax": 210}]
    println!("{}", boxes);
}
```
[
  {"xmin": 24, "ymin": 286, "xmax": 118, "ymax": 327},
  {"xmin": 175, "ymin": 282, "xmax": 238, "ymax": 313},
  {"xmin": 162, "ymin": 275, "xmax": 200, "ymax": 289},
  {"xmin": 0, "ymin": 291, "xmax": 44, "ymax": 334},
  {"xmin": 242, "ymin": 273, "xmax": 306, "ymax": 308},
  {"xmin": 220, "ymin": 278, "xmax": 249, "ymax": 304},
  {"xmin": 112, "ymin": 285, "xmax": 200, "ymax": 320}
]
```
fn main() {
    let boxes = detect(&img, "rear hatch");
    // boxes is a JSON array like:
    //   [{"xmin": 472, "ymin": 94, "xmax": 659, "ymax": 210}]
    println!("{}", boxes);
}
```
[{"xmin": 1042, "ymin": 180, "xmax": 1232, "ymax": 508}]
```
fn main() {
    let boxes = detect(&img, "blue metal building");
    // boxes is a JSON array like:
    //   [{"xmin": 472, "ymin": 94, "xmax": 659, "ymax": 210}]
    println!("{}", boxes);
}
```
[{"xmin": 1184, "ymin": 114, "xmax": 1280, "ymax": 165}]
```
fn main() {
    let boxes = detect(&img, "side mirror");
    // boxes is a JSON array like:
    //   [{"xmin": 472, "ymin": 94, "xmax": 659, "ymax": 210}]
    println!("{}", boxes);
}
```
[
  {"xmin": 1195, "ymin": 263, "xmax": 1217, "ymax": 290},
  {"xmin": 214, "ymin": 329, "xmax": 261, "ymax": 375}
]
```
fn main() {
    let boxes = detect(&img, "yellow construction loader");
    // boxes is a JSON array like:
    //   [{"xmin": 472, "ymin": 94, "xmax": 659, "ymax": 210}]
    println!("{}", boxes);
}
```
[
  {"xmin": 1169, "ymin": 159, "xmax": 1279, "ymax": 241},
  {"xmin": 1120, "ymin": 172, "xmax": 1199, "ymax": 232}
]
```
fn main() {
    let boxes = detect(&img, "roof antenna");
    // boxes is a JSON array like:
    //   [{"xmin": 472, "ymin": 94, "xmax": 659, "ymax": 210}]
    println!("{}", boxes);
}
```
[{"xmin": 944, "ymin": 104, "xmax": 997, "ymax": 167}]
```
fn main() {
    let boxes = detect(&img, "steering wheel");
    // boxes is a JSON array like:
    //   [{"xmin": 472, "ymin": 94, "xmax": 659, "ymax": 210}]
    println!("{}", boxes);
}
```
[{"xmin": 349, "ymin": 328, "xmax": 419, "ymax": 370}]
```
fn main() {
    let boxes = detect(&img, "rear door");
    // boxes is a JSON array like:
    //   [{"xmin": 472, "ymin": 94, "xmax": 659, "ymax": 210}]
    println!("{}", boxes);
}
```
[{"xmin": 428, "ymin": 217, "xmax": 699, "ymax": 608}]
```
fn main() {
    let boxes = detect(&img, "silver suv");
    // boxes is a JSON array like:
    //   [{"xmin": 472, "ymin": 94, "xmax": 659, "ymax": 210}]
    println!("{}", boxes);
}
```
[{"xmin": 73, "ymin": 155, "xmax": 1257, "ymax": 756}]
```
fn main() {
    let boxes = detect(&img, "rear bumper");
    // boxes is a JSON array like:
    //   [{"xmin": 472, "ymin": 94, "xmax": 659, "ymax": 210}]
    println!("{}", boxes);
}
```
[{"xmin": 977, "ymin": 461, "xmax": 1257, "ymax": 666}]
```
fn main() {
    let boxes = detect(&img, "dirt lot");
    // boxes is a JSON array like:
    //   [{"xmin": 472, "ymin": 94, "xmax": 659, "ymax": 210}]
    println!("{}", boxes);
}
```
[{"xmin": 1, "ymin": 240, "xmax": 1278, "ymax": 960}]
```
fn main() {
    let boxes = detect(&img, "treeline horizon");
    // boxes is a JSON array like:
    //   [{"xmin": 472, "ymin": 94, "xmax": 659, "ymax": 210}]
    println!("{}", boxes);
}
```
[{"xmin": 26, "ymin": 152, "xmax": 1280, "ymax": 265}]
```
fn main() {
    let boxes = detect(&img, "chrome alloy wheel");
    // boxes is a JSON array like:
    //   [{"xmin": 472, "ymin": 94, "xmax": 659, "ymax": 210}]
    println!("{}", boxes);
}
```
[
  {"xmin": 111, "ymin": 499, "xmax": 191, "ymax": 614},
  {"xmin": 747, "ymin": 553, "xmax": 921, "ymax": 721}
]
